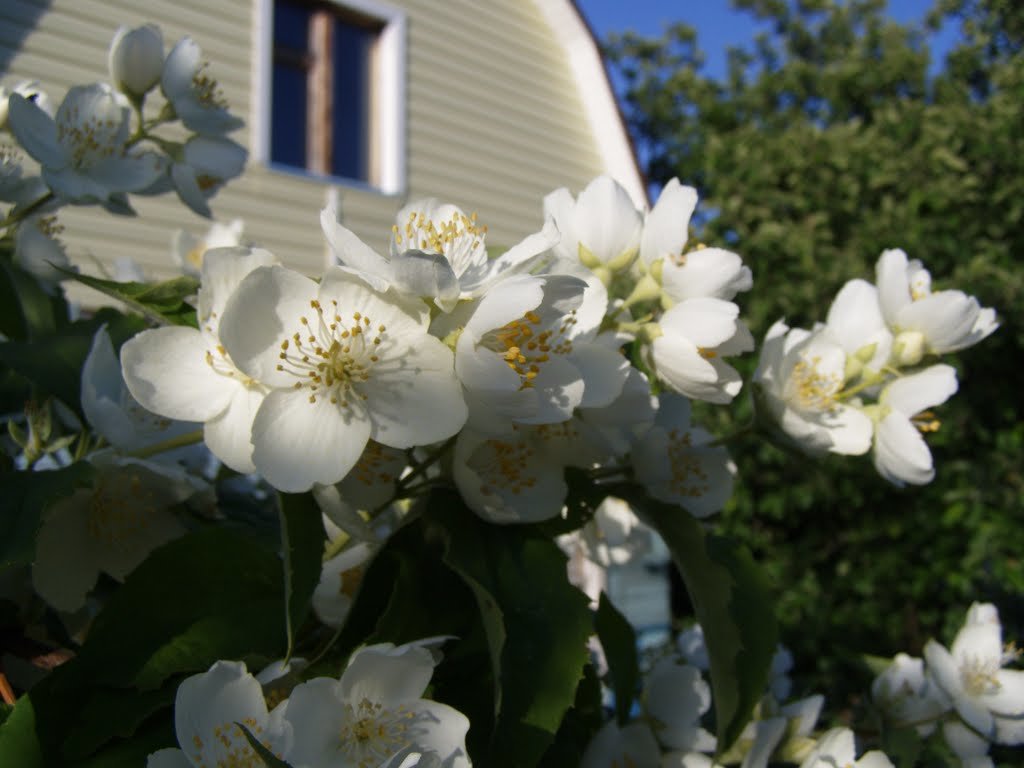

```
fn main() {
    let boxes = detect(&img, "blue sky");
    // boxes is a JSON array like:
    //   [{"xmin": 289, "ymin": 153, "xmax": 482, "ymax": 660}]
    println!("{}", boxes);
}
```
[{"xmin": 576, "ymin": 0, "xmax": 961, "ymax": 79}]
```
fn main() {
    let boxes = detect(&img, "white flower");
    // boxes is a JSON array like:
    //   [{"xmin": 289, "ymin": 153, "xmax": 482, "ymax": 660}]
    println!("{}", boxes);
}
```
[
  {"xmin": 876, "ymin": 249, "xmax": 997, "ymax": 364},
  {"xmin": 146, "ymin": 660, "xmax": 292, "ymax": 768},
  {"xmin": 108, "ymin": 24, "xmax": 165, "ymax": 98},
  {"xmin": 641, "ymin": 178, "xmax": 751, "ymax": 302},
  {"xmin": 644, "ymin": 656, "xmax": 716, "ymax": 753},
  {"xmin": 172, "ymin": 218, "xmax": 245, "ymax": 276},
  {"xmin": 454, "ymin": 417, "xmax": 607, "ymax": 524},
  {"xmin": 647, "ymin": 298, "xmax": 753, "ymax": 404},
  {"xmin": 121, "ymin": 247, "xmax": 279, "ymax": 473},
  {"xmin": 161, "ymin": 37, "xmax": 243, "ymax": 135},
  {"xmin": 632, "ymin": 395, "xmax": 736, "ymax": 517},
  {"xmin": 924, "ymin": 602, "xmax": 1024, "ymax": 745},
  {"xmin": 0, "ymin": 80, "xmax": 53, "ymax": 130},
  {"xmin": 824, "ymin": 279, "xmax": 893, "ymax": 377},
  {"xmin": 32, "ymin": 452, "xmax": 193, "ymax": 612},
  {"xmin": 581, "ymin": 496, "xmax": 651, "ymax": 567},
  {"xmin": 170, "ymin": 135, "xmax": 247, "ymax": 218},
  {"xmin": 217, "ymin": 265, "xmax": 466, "ymax": 492},
  {"xmin": 798, "ymin": 728, "xmax": 893, "ymax": 768},
  {"xmin": 581, "ymin": 719, "xmax": 661, "ymax": 768},
  {"xmin": 7, "ymin": 84, "xmax": 166, "ymax": 204},
  {"xmin": 579, "ymin": 365, "xmax": 657, "ymax": 456},
  {"xmin": 545, "ymin": 175, "xmax": 643, "ymax": 274},
  {"xmin": 455, "ymin": 273, "xmax": 593, "ymax": 430},
  {"xmin": 869, "ymin": 364, "xmax": 958, "ymax": 486},
  {"xmin": 754, "ymin": 321, "xmax": 873, "ymax": 456},
  {"xmin": 871, "ymin": 653, "xmax": 949, "ymax": 734},
  {"xmin": 322, "ymin": 201, "xmax": 559, "ymax": 312},
  {"xmin": 82, "ymin": 325, "xmax": 200, "ymax": 456},
  {"xmin": 14, "ymin": 215, "xmax": 71, "ymax": 288},
  {"xmin": 283, "ymin": 640, "xmax": 470, "ymax": 768},
  {"xmin": 313, "ymin": 541, "xmax": 374, "ymax": 628}
]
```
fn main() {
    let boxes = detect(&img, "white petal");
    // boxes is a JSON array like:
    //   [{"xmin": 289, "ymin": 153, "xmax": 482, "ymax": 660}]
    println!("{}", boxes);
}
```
[
  {"xmin": 251, "ymin": 388, "xmax": 371, "ymax": 492},
  {"xmin": 362, "ymin": 338, "xmax": 467, "ymax": 448},
  {"xmin": 463, "ymin": 217, "xmax": 560, "ymax": 297},
  {"xmin": 826, "ymin": 279, "xmax": 887, "ymax": 353},
  {"xmin": 876, "ymin": 248, "xmax": 912, "ymax": 325},
  {"xmin": 660, "ymin": 297, "xmax": 740, "ymax": 348},
  {"xmin": 575, "ymin": 175, "xmax": 642, "ymax": 263},
  {"xmin": 341, "ymin": 643, "xmax": 437, "ymax": 704},
  {"xmin": 283, "ymin": 678, "xmax": 346, "ymax": 766},
  {"xmin": 203, "ymin": 384, "xmax": 263, "ymax": 473},
  {"xmin": 661, "ymin": 247, "xmax": 750, "ymax": 301},
  {"xmin": 6, "ymin": 93, "xmax": 63, "ymax": 167},
  {"xmin": 219, "ymin": 265, "xmax": 319, "ymax": 387},
  {"xmin": 882, "ymin": 365, "xmax": 957, "ymax": 416},
  {"xmin": 542, "ymin": 186, "xmax": 580, "ymax": 262},
  {"xmin": 321, "ymin": 205, "xmax": 393, "ymax": 291},
  {"xmin": 641, "ymin": 178, "xmax": 697, "ymax": 266},
  {"xmin": 31, "ymin": 492, "xmax": 99, "ymax": 611},
  {"xmin": 989, "ymin": 670, "xmax": 1024, "ymax": 716},
  {"xmin": 873, "ymin": 412, "xmax": 934, "ymax": 485},
  {"xmin": 120, "ymin": 327, "xmax": 235, "ymax": 421},
  {"xmin": 198, "ymin": 246, "xmax": 280, "ymax": 330},
  {"xmin": 897, "ymin": 291, "xmax": 980, "ymax": 352},
  {"xmin": 403, "ymin": 701, "xmax": 471, "ymax": 766},
  {"xmin": 171, "ymin": 161, "xmax": 210, "ymax": 217},
  {"xmin": 823, "ymin": 405, "xmax": 873, "ymax": 456},
  {"xmin": 572, "ymin": 342, "xmax": 630, "ymax": 409},
  {"xmin": 925, "ymin": 640, "xmax": 995, "ymax": 738}
]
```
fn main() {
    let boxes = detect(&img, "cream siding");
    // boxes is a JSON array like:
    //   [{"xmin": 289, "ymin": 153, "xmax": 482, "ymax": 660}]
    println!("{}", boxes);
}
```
[{"xmin": 2, "ymin": 0, "xmax": 616, "ymax": 284}]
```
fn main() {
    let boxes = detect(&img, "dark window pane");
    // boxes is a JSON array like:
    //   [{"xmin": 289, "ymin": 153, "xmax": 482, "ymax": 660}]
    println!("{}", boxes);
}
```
[
  {"xmin": 271, "ymin": 1, "xmax": 310, "ymax": 169},
  {"xmin": 332, "ymin": 20, "xmax": 375, "ymax": 181}
]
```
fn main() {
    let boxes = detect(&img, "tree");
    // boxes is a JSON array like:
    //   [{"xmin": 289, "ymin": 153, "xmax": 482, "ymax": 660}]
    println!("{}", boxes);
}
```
[{"xmin": 606, "ymin": 0, "xmax": 1024, "ymax": 714}]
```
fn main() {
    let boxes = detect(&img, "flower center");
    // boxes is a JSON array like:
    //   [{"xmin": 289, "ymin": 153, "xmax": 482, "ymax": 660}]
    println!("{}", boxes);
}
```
[
  {"xmin": 338, "ymin": 698, "xmax": 419, "ymax": 768},
  {"xmin": 393, "ymin": 209, "xmax": 487, "ymax": 277},
  {"xmin": 275, "ymin": 300, "xmax": 388, "ymax": 407},
  {"xmin": 192, "ymin": 62, "xmax": 229, "ymax": 109},
  {"xmin": 666, "ymin": 428, "xmax": 710, "ymax": 499},
  {"xmin": 788, "ymin": 355, "xmax": 841, "ymax": 412},
  {"xmin": 483, "ymin": 309, "xmax": 576, "ymax": 390},
  {"xmin": 86, "ymin": 475, "xmax": 157, "ymax": 547},
  {"xmin": 472, "ymin": 437, "xmax": 537, "ymax": 497},
  {"xmin": 192, "ymin": 719, "xmax": 279, "ymax": 768},
  {"xmin": 57, "ymin": 106, "xmax": 123, "ymax": 168},
  {"xmin": 960, "ymin": 654, "xmax": 1001, "ymax": 697}
]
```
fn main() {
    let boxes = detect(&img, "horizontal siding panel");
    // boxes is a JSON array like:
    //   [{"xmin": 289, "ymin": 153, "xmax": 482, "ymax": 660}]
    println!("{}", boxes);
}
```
[{"xmin": 5, "ymin": 0, "xmax": 616, "ymax": 289}]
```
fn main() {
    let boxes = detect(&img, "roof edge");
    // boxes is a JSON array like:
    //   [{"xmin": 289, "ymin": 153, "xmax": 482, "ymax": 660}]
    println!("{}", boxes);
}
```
[{"xmin": 532, "ymin": 0, "xmax": 649, "ymax": 207}]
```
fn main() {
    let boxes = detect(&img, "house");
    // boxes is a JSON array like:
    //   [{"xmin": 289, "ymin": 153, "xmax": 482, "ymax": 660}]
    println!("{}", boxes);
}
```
[{"xmin": 0, "ymin": 0, "xmax": 646, "ymax": 278}]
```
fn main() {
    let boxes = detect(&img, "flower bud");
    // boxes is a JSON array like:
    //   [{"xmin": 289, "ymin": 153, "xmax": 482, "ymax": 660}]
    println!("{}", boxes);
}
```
[
  {"xmin": 892, "ymin": 330, "xmax": 925, "ymax": 367},
  {"xmin": 108, "ymin": 24, "xmax": 164, "ymax": 98}
]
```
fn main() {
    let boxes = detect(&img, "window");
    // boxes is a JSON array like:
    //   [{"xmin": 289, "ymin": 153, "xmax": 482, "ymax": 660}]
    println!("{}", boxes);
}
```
[{"xmin": 255, "ymin": 0, "xmax": 406, "ymax": 193}]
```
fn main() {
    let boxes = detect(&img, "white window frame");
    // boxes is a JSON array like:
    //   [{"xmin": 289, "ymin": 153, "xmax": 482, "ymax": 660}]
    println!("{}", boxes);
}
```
[{"xmin": 252, "ymin": 0, "xmax": 407, "ymax": 195}]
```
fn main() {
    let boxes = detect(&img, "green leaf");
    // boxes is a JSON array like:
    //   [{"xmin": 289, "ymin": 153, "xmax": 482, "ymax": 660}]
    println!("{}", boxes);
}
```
[
  {"xmin": 62, "ymin": 685, "xmax": 174, "ymax": 758},
  {"xmin": 27, "ymin": 526, "xmax": 286, "ymax": 762},
  {"xmin": 0, "ymin": 309, "xmax": 146, "ymax": 414},
  {"xmin": 537, "ymin": 664, "xmax": 604, "ymax": 768},
  {"xmin": 60, "ymin": 270, "xmax": 199, "ymax": 328},
  {"xmin": 278, "ymin": 492, "xmax": 327, "ymax": 656},
  {"xmin": 0, "ymin": 695, "xmax": 44, "ymax": 768},
  {"xmin": 428, "ymin": 492, "xmax": 593, "ymax": 768},
  {"xmin": 0, "ymin": 256, "xmax": 66, "ymax": 340},
  {"xmin": 617, "ymin": 487, "xmax": 778, "ymax": 754},
  {"xmin": 595, "ymin": 592, "xmax": 639, "ymax": 725},
  {"xmin": 0, "ymin": 462, "xmax": 95, "ymax": 570}
]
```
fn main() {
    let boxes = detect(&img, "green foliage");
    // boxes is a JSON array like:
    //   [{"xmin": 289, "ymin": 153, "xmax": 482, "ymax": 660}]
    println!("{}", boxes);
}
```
[
  {"xmin": 0, "ymin": 461, "xmax": 94, "ymax": 570},
  {"xmin": 606, "ymin": 0, "xmax": 1024, "ymax": 711},
  {"xmin": 277, "ymin": 492, "xmax": 327, "ymax": 655},
  {"xmin": 595, "ymin": 593, "xmax": 639, "ymax": 725},
  {"xmin": 61, "ymin": 270, "xmax": 200, "ymax": 329},
  {"xmin": 618, "ymin": 487, "xmax": 778, "ymax": 753}
]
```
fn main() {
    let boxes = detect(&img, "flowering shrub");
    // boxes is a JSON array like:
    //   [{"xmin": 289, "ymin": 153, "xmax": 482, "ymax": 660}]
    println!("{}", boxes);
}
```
[{"xmin": 0, "ymin": 24, "xmax": 1019, "ymax": 768}]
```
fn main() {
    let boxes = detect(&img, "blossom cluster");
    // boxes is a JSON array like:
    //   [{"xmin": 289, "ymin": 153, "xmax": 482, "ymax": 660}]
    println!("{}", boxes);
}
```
[
  {"xmin": 119, "ymin": 175, "xmax": 744, "ymax": 525},
  {"xmin": 872, "ymin": 602, "xmax": 1024, "ymax": 767},
  {"xmin": 149, "ymin": 639, "xmax": 469, "ymax": 768},
  {"xmin": 580, "ymin": 624, "xmax": 894, "ymax": 768},
  {"xmin": 754, "ymin": 249, "xmax": 997, "ymax": 485},
  {"xmin": 0, "ymin": 23, "xmax": 245, "ymax": 286}
]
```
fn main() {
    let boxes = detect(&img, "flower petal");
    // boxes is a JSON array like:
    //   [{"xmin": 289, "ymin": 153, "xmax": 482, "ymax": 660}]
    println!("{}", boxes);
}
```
[
  {"xmin": 203, "ymin": 383, "xmax": 263, "ymax": 473},
  {"xmin": 251, "ymin": 387, "xmax": 370, "ymax": 492},
  {"xmin": 120, "ymin": 326, "xmax": 235, "ymax": 421}
]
